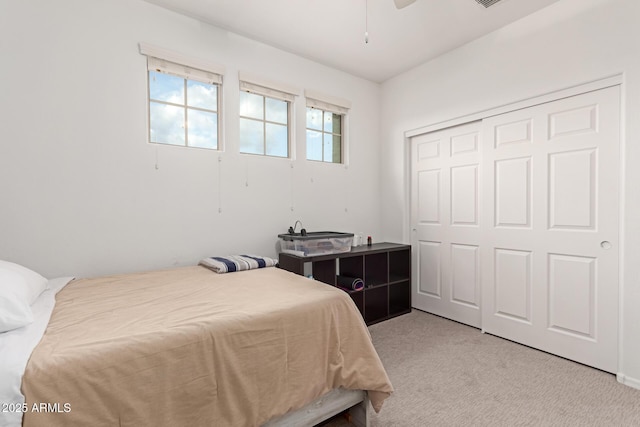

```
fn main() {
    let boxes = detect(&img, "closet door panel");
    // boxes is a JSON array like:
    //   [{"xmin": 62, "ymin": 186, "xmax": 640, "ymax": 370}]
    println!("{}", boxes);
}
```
[
  {"xmin": 411, "ymin": 121, "xmax": 482, "ymax": 327},
  {"xmin": 481, "ymin": 86, "xmax": 620, "ymax": 373}
]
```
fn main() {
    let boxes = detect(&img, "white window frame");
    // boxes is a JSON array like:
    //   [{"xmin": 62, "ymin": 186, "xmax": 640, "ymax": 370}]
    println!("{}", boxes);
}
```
[
  {"xmin": 238, "ymin": 72, "xmax": 299, "ymax": 159},
  {"xmin": 305, "ymin": 90, "xmax": 351, "ymax": 164},
  {"xmin": 139, "ymin": 43, "xmax": 225, "ymax": 150}
]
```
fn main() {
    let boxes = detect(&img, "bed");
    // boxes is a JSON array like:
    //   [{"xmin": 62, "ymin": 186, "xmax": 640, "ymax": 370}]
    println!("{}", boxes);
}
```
[{"xmin": 1, "ymin": 260, "xmax": 392, "ymax": 427}]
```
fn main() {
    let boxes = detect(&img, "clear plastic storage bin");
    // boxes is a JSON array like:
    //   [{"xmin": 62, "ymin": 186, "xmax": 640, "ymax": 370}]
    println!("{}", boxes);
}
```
[{"xmin": 278, "ymin": 232, "xmax": 354, "ymax": 257}]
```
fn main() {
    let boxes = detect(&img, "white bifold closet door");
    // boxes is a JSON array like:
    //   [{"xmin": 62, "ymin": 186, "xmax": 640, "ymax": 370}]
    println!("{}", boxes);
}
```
[{"xmin": 411, "ymin": 85, "xmax": 620, "ymax": 372}]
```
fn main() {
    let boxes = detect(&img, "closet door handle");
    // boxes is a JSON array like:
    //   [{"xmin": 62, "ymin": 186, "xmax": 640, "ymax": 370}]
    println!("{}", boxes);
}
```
[{"xmin": 600, "ymin": 241, "xmax": 612, "ymax": 250}]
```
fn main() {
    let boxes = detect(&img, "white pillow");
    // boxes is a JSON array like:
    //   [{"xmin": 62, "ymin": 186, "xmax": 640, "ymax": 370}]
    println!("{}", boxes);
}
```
[{"xmin": 0, "ymin": 261, "xmax": 48, "ymax": 333}]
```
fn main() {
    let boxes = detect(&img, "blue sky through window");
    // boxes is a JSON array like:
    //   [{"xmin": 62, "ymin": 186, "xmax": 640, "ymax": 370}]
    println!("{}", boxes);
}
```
[
  {"xmin": 149, "ymin": 71, "xmax": 218, "ymax": 150},
  {"xmin": 239, "ymin": 92, "xmax": 288, "ymax": 158}
]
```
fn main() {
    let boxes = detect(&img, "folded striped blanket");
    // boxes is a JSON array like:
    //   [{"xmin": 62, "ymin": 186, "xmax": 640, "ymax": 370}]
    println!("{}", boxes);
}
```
[{"xmin": 199, "ymin": 255, "xmax": 278, "ymax": 274}]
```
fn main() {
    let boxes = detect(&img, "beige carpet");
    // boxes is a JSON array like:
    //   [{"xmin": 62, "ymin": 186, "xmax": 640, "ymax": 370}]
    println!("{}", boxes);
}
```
[{"xmin": 327, "ymin": 309, "xmax": 640, "ymax": 426}]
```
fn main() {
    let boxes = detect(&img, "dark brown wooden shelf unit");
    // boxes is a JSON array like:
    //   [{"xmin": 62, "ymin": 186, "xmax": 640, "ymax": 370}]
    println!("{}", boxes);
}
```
[{"xmin": 278, "ymin": 242, "xmax": 411, "ymax": 325}]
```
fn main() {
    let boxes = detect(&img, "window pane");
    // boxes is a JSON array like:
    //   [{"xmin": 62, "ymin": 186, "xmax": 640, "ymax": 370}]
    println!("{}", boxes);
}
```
[
  {"xmin": 323, "ymin": 133, "xmax": 332, "ymax": 162},
  {"xmin": 187, "ymin": 109, "xmax": 217, "ymax": 149},
  {"xmin": 332, "ymin": 113, "xmax": 342, "ymax": 135},
  {"xmin": 239, "ymin": 118, "xmax": 264, "ymax": 154},
  {"xmin": 150, "ymin": 101, "xmax": 184, "ymax": 146},
  {"xmin": 306, "ymin": 130, "xmax": 322, "ymax": 161},
  {"xmin": 331, "ymin": 134, "xmax": 342, "ymax": 163},
  {"xmin": 239, "ymin": 92, "xmax": 264, "ymax": 120},
  {"xmin": 149, "ymin": 71, "xmax": 184, "ymax": 104},
  {"xmin": 266, "ymin": 123, "xmax": 288, "ymax": 157},
  {"xmin": 187, "ymin": 81, "xmax": 217, "ymax": 110},
  {"xmin": 323, "ymin": 112, "xmax": 333, "ymax": 133},
  {"xmin": 306, "ymin": 107, "xmax": 322, "ymax": 131},
  {"xmin": 265, "ymin": 97, "xmax": 287, "ymax": 124}
]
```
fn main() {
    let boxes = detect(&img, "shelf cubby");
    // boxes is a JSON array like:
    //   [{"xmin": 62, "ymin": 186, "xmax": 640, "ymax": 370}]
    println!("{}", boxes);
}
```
[{"xmin": 279, "ymin": 242, "xmax": 411, "ymax": 325}]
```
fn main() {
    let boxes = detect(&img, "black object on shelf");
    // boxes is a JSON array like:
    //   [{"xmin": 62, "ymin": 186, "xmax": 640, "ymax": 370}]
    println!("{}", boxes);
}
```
[
  {"xmin": 278, "ymin": 242, "xmax": 412, "ymax": 325},
  {"xmin": 337, "ymin": 275, "xmax": 364, "ymax": 291}
]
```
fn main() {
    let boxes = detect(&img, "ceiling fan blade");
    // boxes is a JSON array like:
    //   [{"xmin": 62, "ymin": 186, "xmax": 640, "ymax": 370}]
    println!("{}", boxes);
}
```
[{"xmin": 394, "ymin": 0, "xmax": 417, "ymax": 9}]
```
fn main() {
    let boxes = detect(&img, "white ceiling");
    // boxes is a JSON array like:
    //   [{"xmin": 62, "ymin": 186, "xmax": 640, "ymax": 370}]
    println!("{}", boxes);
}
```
[{"xmin": 143, "ymin": 0, "xmax": 562, "ymax": 83}]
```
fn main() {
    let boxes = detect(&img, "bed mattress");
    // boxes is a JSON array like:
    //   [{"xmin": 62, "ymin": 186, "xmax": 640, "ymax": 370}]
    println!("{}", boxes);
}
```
[{"xmin": 21, "ymin": 266, "xmax": 392, "ymax": 426}]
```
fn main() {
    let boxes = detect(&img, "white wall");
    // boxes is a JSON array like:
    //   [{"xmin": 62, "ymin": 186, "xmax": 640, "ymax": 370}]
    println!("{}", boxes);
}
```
[
  {"xmin": 379, "ymin": 0, "xmax": 640, "ymax": 386},
  {"xmin": 0, "ymin": 0, "xmax": 382, "ymax": 279}
]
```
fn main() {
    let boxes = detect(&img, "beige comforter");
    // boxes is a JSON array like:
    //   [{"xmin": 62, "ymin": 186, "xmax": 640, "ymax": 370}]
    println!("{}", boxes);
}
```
[{"xmin": 22, "ymin": 266, "xmax": 392, "ymax": 427}]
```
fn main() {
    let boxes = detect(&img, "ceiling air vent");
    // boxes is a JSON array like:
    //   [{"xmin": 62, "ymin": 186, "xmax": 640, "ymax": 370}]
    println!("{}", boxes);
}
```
[{"xmin": 475, "ymin": 0, "xmax": 503, "ymax": 7}]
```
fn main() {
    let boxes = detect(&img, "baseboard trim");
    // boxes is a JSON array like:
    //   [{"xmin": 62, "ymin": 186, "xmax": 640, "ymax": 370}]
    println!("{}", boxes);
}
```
[{"xmin": 617, "ymin": 373, "xmax": 640, "ymax": 390}]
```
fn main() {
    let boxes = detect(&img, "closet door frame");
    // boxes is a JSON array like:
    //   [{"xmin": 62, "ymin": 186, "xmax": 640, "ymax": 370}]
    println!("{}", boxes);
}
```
[{"xmin": 404, "ymin": 74, "xmax": 624, "ymax": 371}]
